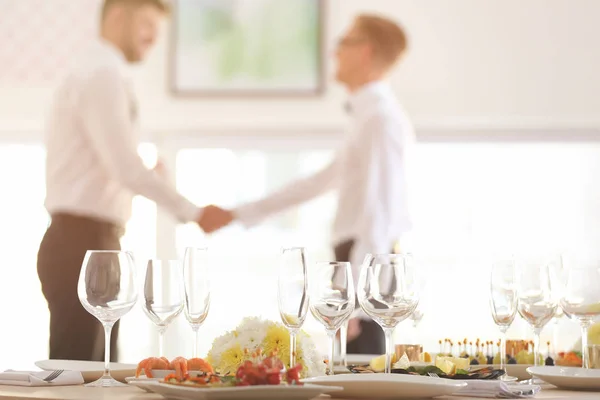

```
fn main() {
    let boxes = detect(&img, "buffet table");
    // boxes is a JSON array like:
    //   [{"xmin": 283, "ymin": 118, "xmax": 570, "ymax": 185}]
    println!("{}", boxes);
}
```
[{"xmin": 0, "ymin": 385, "xmax": 598, "ymax": 400}]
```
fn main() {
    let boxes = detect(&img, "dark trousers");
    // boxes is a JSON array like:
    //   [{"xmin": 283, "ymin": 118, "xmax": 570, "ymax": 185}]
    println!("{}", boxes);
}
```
[
  {"xmin": 334, "ymin": 239, "xmax": 385, "ymax": 355},
  {"xmin": 37, "ymin": 213, "xmax": 123, "ymax": 361}
]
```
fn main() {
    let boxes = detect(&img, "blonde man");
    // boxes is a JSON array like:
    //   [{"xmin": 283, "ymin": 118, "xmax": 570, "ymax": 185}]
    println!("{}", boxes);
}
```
[
  {"xmin": 211, "ymin": 14, "xmax": 415, "ymax": 353},
  {"xmin": 37, "ymin": 0, "xmax": 227, "ymax": 361}
]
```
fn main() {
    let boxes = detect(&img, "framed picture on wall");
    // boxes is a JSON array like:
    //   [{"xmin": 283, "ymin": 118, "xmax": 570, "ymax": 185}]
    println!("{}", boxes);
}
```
[{"xmin": 170, "ymin": 0, "xmax": 326, "ymax": 96}]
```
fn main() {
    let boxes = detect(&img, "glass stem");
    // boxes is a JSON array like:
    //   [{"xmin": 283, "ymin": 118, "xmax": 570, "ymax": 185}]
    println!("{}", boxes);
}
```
[
  {"xmin": 581, "ymin": 320, "xmax": 592, "ymax": 369},
  {"xmin": 340, "ymin": 322, "xmax": 348, "ymax": 367},
  {"xmin": 158, "ymin": 326, "xmax": 167, "ymax": 358},
  {"xmin": 499, "ymin": 326, "xmax": 508, "ymax": 377},
  {"xmin": 533, "ymin": 327, "xmax": 542, "ymax": 367},
  {"xmin": 327, "ymin": 330, "xmax": 336, "ymax": 375},
  {"xmin": 193, "ymin": 326, "xmax": 200, "ymax": 358},
  {"xmin": 103, "ymin": 323, "xmax": 114, "ymax": 378},
  {"xmin": 384, "ymin": 327, "xmax": 395, "ymax": 374},
  {"xmin": 290, "ymin": 329, "xmax": 298, "ymax": 368}
]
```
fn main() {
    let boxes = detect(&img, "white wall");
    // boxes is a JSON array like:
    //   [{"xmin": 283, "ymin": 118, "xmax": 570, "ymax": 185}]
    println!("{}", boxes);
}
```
[{"xmin": 1, "ymin": 0, "xmax": 599, "ymax": 136}]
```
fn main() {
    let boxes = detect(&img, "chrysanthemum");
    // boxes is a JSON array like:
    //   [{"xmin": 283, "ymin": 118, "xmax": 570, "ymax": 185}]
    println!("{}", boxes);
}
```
[
  {"xmin": 261, "ymin": 323, "xmax": 291, "ymax": 364},
  {"xmin": 215, "ymin": 343, "xmax": 245, "ymax": 376}
]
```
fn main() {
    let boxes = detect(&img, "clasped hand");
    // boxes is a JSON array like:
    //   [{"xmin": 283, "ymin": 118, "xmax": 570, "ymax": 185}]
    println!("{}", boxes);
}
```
[{"xmin": 197, "ymin": 205, "xmax": 233, "ymax": 233}]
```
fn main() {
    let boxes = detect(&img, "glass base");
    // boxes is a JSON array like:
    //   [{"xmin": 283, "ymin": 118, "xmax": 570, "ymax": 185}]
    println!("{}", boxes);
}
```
[
  {"xmin": 84, "ymin": 375, "xmax": 128, "ymax": 387},
  {"xmin": 519, "ymin": 377, "xmax": 544, "ymax": 385},
  {"xmin": 500, "ymin": 374, "xmax": 518, "ymax": 382}
]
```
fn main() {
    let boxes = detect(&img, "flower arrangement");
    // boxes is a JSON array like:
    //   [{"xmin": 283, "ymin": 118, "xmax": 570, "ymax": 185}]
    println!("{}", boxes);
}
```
[{"xmin": 206, "ymin": 317, "xmax": 325, "ymax": 378}]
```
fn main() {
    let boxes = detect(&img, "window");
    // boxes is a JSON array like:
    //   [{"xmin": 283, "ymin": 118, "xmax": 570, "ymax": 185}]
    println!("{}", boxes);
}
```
[
  {"xmin": 171, "ymin": 142, "xmax": 589, "ymax": 358},
  {"xmin": 0, "ymin": 143, "xmax": 157, "ymax": 370},
  {"xmin": 173, "ymin": 148, "xmax": 337, "ymax": 357}
]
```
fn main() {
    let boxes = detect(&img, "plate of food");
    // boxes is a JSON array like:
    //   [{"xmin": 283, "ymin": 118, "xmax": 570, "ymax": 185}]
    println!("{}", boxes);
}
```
[
  {"xmin": 35, "ymin": 360, "xmax": 136, "ymax": 383},
  {"xmin": 349, "ymin": 354, "xmax": 505, "ymax": 380},
  {"xmin": 302, "ymin": 373, "xmax": 467, "ymax": 399},
  {"xmin": 527, "ymin": 366, "xmax": 600, "ymax": 390},
  {"xmin": 140, "ymin": 354, "xmax": 342, "ymax": 400},
  {"xmin": 127, "ymin": 356, "xmax": 224, "ymax": 392}
]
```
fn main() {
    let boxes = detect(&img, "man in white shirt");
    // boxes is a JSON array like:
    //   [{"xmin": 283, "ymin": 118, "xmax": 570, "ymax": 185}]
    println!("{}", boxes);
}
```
[
  {"xmin": 37, "ymin": 0, "xmax": 228, "ymax": 362},
  {"xmin": 212, "ymin": 14, "xmax": 414, "ymax": 354}
]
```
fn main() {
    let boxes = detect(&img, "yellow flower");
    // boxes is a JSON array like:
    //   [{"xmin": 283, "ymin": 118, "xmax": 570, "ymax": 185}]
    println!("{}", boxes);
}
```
[
  {"xmin": 216, "ymin": 343, "xmax": 246, "ymax": 376},
  {"xmin": 261, "ymin": 323, "xmax": 302, "ymax": 368}
]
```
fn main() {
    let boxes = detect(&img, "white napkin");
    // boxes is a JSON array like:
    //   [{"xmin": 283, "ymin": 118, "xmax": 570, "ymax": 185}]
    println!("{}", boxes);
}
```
[
  {"xmin": 455, "ymin": 380, "xmax": 540, "ymax": 399},
  {"xmin": 0, "ymin": 370, "xmax": 84, "ymax": 386}
]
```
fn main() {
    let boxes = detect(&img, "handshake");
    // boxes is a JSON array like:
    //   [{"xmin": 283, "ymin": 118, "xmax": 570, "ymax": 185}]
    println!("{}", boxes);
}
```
[{"xmin": 196, "ymin": 205, "xmax": 235, "ymax": 234}]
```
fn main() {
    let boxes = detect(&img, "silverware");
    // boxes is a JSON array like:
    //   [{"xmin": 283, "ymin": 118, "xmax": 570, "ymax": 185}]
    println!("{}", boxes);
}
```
[
  {"xmin": 427, "ymin": 372, "xmax": 440, "ymax": 378},
  {"xmin": 43, "ymin": 369, "xmax": 64, "ymax": 382}
]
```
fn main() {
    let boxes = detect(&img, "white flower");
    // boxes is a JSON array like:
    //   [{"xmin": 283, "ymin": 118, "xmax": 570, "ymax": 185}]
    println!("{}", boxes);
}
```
[
  {"xmin": 208, "ymin": 330, "xmax": 236, "ymax": 365},
  {"xmin": 238, "ymin": 316, "xmax": 269, "ymax": 333},
  {"xmin": 236, "ymin": 329, "xmax": 265, "ymax": 351}
]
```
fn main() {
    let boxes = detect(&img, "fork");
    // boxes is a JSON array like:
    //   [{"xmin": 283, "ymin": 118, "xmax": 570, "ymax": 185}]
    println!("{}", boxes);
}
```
[
  {"xmin": 43, "ymin": 369, "xmax": 64, "ymax": 382},
  {"xmin": 427, "ymin": 372, "xmax": 440, "ymax": 378}
]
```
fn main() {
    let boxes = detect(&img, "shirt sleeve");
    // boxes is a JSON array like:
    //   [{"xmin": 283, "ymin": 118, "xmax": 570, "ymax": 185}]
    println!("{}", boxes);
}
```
[
  {"xmin": 349, "ymin": 114, "xmax": 406, "ymax": 283},
  {"xmin": 78, "ymin": 67, "xmax": 202, "ymax": 223},
  {"xmin": 233, "ymin": 153, "xmax": 341, "ymax": 227}
]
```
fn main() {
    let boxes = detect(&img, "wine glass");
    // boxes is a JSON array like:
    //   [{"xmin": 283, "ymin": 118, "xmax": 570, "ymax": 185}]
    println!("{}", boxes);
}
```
[
  {"xmin": 358, "ymin": 254, "xmax": 420, "ymax": 374},
  {"xmin": 142, "ymin": 260, "xmax": 184, "ymax": 357},
  {"xmin": 182, "ymin": 248, "xmax": 211, "ymax": 358},
  {"xmin": 77, "ymin": 250, "xmax": 137, "ymax": 387},
  {"xmin": 278, "ymin": 247, "xmax": 309, "ymax": 368},
  {"xmin": 489, "ymin": 258, "xmax": 518, "ymax": 381},
  {"xmin": 339, "ymin": 321, "xmax": 348, "ymax": 367},
  {"xmin": 550, "ymin": 255, "xmax": 566, "ymax": 352},
  {"xmin": 309, "ymin": 262, "xmax": 355, "ymax": 375},
  {"xmin": 560, "ymin": 264, "xmax": 600, "ymax": 369},
  {"xmin": 516, "ymin": 260, "xmax": 557, "ymax": 372}
]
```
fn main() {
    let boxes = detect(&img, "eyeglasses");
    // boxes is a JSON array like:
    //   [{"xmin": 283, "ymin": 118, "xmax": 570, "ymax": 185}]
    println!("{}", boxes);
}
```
[{"xmin": 337, "ymin": 36, "xmax": 368, "ymax": 48}]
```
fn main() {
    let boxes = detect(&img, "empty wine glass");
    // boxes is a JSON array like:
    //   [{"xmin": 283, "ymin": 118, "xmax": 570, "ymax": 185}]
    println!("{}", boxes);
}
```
[
  {"xmin": 309, "ymin": 262, "xmax": 355, "ymax": 375},
  {"xmin": 560, "ymin": 264, "xmax": 600, "ymax": 369},
  {"xmin": 550, "ymin": 255, "xmax": 566, "ymax": 352},
  {"xmin": 183, "ymin": 248, "xmax": 211, "ymax": 358},
  {"xmin": 358, "ymin": 254, "xmax": 420, "ymax": 374},
  {"xmin": 77, "ymin": 250, "xmax": 137, "ymax": 387},
  {"xmin": 489, "ymin": 258, "xmax": 518, "ymax": 381},
  {"xmin": 516, "ymin": 260, "xmax": 557, "ymax": 371},
  {"xmin": 278, "ymin": 247, "xmax": 309, "ymax": 368},
  {"xmin": 142, "ymin": 260, "xmax": 184, "ymax": 357},
  {"xmin": 339, "ymin": 321, "xmax": 348, "ymax": 367}
]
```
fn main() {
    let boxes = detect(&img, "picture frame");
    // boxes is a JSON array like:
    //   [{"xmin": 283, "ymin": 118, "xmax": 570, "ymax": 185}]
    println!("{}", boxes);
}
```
[{"xmin": 169, "ymin": 0, "xmax": 326, "ymax": 97}]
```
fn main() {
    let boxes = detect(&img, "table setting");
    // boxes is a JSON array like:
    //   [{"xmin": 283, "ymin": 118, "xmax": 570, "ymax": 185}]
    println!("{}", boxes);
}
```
[{"xmin": 2, "ymin": 249, "xmax": 600, "ymax": 400}]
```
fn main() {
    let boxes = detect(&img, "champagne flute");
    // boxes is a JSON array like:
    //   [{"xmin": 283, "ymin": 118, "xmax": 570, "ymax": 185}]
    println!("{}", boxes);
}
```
[
  {"xmin": 77, "ymin": 250, "xmax": 137, "ymax": 387},
  {"xmin": 278, "ymin": 247, "xmax": 309, "ymax": 368},
  {"xmin": 489, "ymin": 259, "xmax": 518, "ymax": 381},
  {"xmin": 516, "ymin": 260, "xmax": 557, "ymax": 372},
  {"xmin": 560, "ymin": 264, "xmax": 600, "ymax": 368},
  {"xmin": 142, "ymin": 260, "xmax": 184, "ymax": 357},
  {"xmin": 183, "ymin": 247, "xmax": 211, "ymax": 358},
  {"xmin": 309, "ymin": 262, "xmax": 355, "ymax": 375},
  {"xmin": 358, "ymin": 254, "xmax": 420, "ymax": 374}
]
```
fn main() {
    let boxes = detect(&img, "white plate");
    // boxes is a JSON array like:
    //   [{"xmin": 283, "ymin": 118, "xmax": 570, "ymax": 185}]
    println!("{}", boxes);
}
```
[
  {"xmin": 144, "ymin": 381, "xmax": 342, "ymax": 400},
  {"xmin": 527, "ymin": 366, "xmax": 600, "ymax": 390},
  {"xmin": 126, "ymin": 376, "xmax": 161, "ymax": 393},
  {"xmin": 35, "ymin": 360, "xmax": 136, "ymax": 383},
  {"xmin": 302, "ymin": 373, "xmax": 467, "ymax": 399}
]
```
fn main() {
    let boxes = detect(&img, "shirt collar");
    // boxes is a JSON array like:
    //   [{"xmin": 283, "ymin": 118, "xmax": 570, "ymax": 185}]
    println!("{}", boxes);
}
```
[
  {"xmin": 93, "ymin": 38, "xmax": 130, "ymax": 75},
  {"xmin": 347, "ymin": 80, "xmax": 395, "ymax": 117}
]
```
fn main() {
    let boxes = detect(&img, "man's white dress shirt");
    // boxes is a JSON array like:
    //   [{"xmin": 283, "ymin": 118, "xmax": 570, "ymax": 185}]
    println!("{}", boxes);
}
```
[
  {"xmin": 234, "ymin": 81, "xmax": 415, "ymax": 282},
  {"xmin": 44, "ymin": 39, "xmax": 201, "ymax": 227}
]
